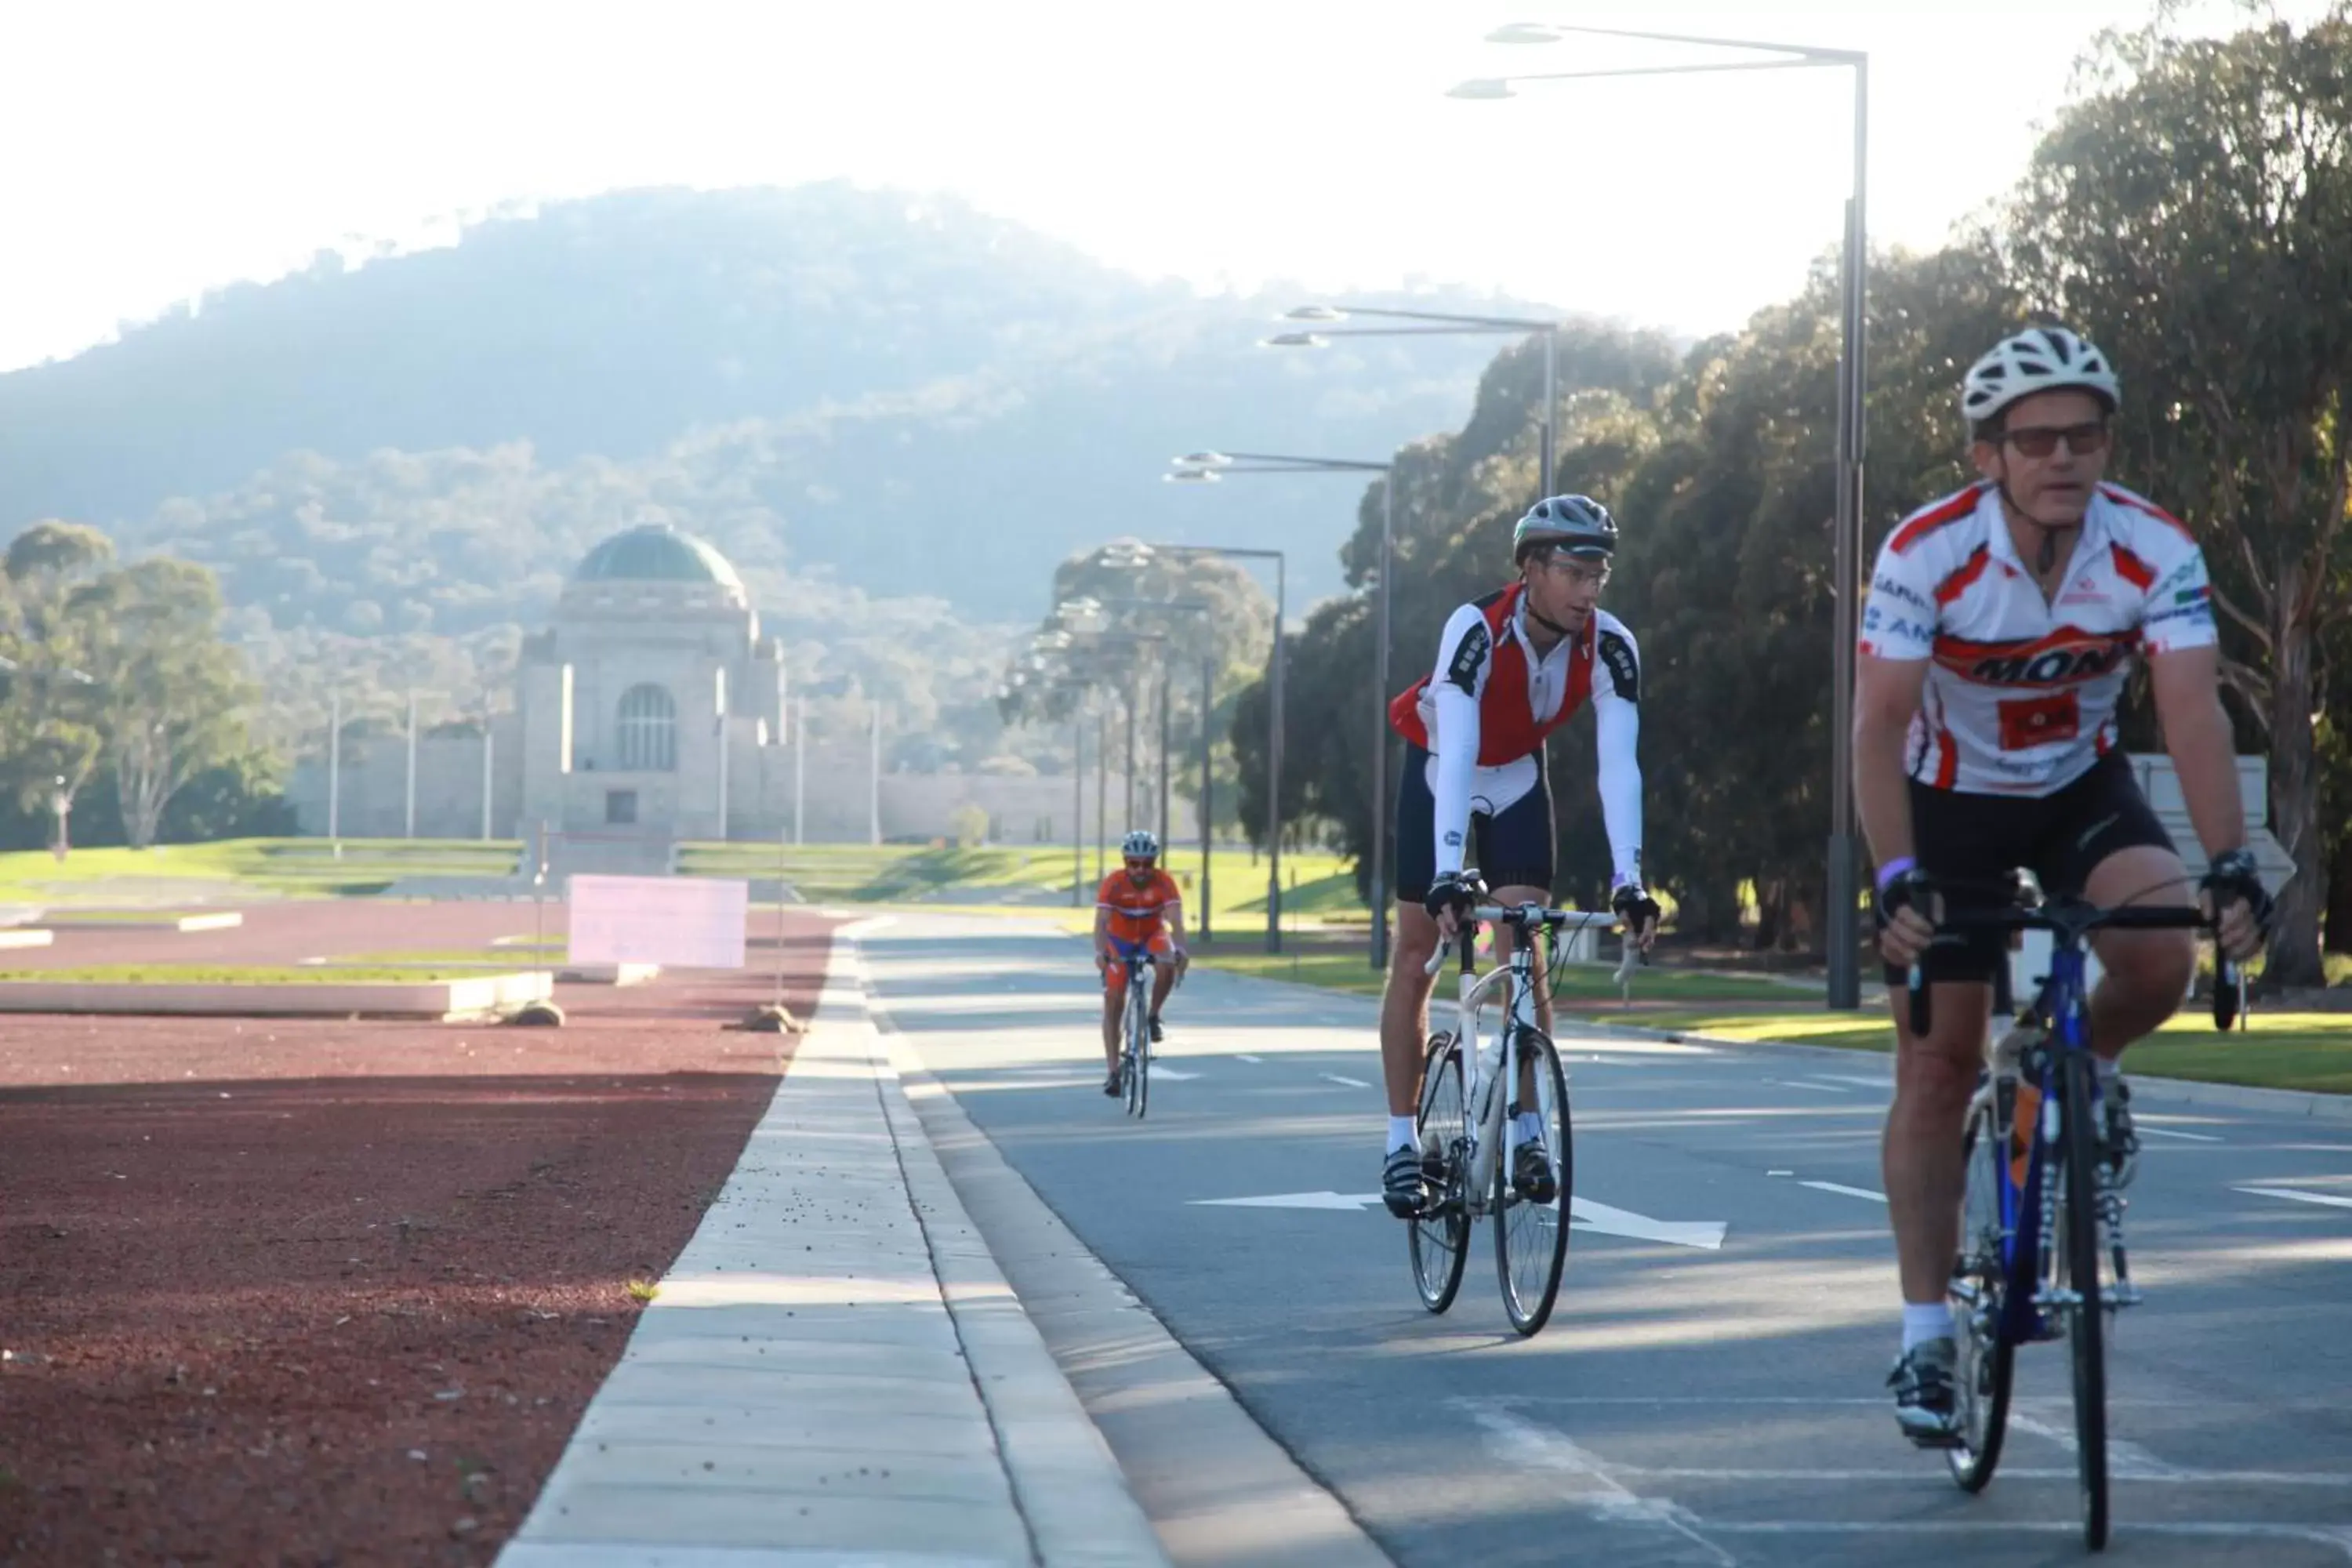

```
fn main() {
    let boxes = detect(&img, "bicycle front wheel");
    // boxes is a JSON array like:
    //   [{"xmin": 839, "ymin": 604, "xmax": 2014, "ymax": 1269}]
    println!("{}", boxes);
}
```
[
  {"xmin": 1124, "ymin": 979, "xmax": 1150, "ymax": 1120},
  {"xmin": 2060, "ymin": 1049, "xmax": 2107, "ymax": 1548},
  {"xmin": 1409, "ymin": 1035, "xmax": 1469, "ymax": 1313},
  {"xmin": 1948, "ymin": 1086, "xmax": 2016, "ymax": 1492},
  {"xmin": 1494, "ymin": 1027, "xmax": 1572, "ymax": 1337}
]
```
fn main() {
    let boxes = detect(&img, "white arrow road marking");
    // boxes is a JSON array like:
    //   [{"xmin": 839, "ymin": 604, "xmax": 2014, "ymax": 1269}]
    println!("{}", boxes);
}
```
[
  {"xmin": 1187, "ymin": 1191, "xmax": 1727, "ymax": 1248},
  {"xmin": 1801, "ymin": 1180, "xmax": 1888, "ymax": 1203},
  {"xmin": 1190, "ymin": 1191, "xmax": 1386, "ymax": 1211},
  {"xmin": 2238, "ymin": 1185, "xmax": 2352, "ymax": 1211}
]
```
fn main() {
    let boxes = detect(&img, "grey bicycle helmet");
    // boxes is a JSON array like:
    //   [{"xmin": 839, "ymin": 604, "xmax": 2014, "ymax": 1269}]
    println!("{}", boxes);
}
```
[
  {"xmin": 1120, "ymin": 829, "xmax": 1160, "ymax": 860},
  {"xmin": 1513, "ymin": 494, "xmax": 1617, "ymax": 564}
]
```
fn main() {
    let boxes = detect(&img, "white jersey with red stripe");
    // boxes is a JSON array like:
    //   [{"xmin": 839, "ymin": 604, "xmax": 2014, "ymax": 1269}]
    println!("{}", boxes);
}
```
[{"xmin": 1859, "ymin": 480, "xmax": 2217, "ymax": 796}]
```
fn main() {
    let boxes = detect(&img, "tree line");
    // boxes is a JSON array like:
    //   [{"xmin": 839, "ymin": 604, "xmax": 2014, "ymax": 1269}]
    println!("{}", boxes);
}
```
[
  {"xmin": 1226, "ymin": 7, "xmax": 2352, "ymax": 985},
  {"xmin": 0, "ymin": 523, "xmax": 288, "ymax": 851}
]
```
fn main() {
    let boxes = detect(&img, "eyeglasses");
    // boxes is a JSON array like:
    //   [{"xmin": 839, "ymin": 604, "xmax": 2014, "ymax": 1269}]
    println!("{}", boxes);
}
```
[
  {"xmin": 1543, "ymin": 552, "xmax": 1611, "ymax": 587},
  {"xmin": 1998, "ymin": 422, "xmax": 2111, "ymax": 459}
]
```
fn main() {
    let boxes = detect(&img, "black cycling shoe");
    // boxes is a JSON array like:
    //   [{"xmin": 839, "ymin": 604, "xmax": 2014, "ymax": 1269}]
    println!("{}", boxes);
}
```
[
  {"xmin": 1889, "ymin": 1338, "xmax": 1962, "ymax": 1447},
  {"xmin": 2102, "ymin": 1073, "xmax": 2139, "ymax": 1188},
  {"xmin": 1510, "ymin": 1139, "xmax": 1559, "ymax": 1204},
  {"xmin": 1381, "ymin": 1145, "xmax": 1427, "ymax": 1218},
  {"xmin": 1102, "ymin": 1070, "xmax": 1122, "ymax": 1098},
  {"xmin": 1148, "ymin": 1014, "xmax": 1165, "ymax": 1044}
]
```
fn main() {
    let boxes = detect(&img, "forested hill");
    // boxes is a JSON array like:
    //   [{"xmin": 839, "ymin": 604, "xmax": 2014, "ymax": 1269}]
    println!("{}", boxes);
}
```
[{"xmin": 0, "ymin": 183, "xmax": 1559, "ymax": 622}]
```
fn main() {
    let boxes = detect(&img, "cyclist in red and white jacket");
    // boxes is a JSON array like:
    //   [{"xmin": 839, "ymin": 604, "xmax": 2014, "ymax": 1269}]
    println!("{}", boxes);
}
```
[
  {"xmin": 1856, "ymin": 325, "xmax": 2270, "ymax": 1446},
  {"xmin": 1377, "ymin": 494, "xmax": 1661, "ymax": 1218}
]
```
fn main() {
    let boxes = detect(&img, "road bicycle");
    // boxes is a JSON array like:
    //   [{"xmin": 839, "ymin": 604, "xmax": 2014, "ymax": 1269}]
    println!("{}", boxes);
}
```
[
  {"xmin": 1410, "ymin": 900, "xmax": 1631, "ymax": 1336},
  {"xmin": 1908, "ymin": 879, "xmax": 2241, "ymax": 1551},
  {"xmin": 1108, "ymin": 938, "xmax": 1158, "ymax": 1120}
]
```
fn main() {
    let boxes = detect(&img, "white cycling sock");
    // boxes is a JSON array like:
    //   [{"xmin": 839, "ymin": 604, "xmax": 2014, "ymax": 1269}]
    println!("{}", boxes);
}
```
[
  {"xmin": 1387, "ymin": 1115, "xmax": 1418, "ymax": 1155},
  {"xmin": 1901, "ymin": 1301, "xmax": 1955, "ymax": 1352},
  {"xmin": 1512, "ymin": 1110, "xmax": 1544, "ymax": 1145}
]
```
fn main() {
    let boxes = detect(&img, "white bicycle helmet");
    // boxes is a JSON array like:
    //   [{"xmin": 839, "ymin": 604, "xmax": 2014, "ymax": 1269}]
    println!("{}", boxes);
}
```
[
  {"xmin": 1120, "ymin": 829, "xmax": 1160, "ymax": 860},
  {"xmin": 1513, "ymin": 494, "xmax": 1617, "ymax": 563},
  {"xmin": 1961, "ymin": 325, "xmax": 2121, "ymax": 430}
]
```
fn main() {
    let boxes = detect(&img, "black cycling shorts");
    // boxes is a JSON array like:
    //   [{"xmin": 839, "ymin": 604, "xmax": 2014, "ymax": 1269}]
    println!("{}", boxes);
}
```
[
  {"xmin": 1394, "ymin": 744, "xmax": 1555, "ymax": 903},
  {"xmin": 1891, "ymin": 750, "xmax": 2177, "ymax": 985}
]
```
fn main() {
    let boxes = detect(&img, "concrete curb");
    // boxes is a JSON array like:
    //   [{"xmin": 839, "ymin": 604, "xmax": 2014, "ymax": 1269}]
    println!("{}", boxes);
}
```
[
  {"xmin": 848, "ymin": 950, "xmax": 1172, "ymax": 1568},
  {"xmin": 871, "ymin": 984, "xmax": 1393, "ymax": 1568}
]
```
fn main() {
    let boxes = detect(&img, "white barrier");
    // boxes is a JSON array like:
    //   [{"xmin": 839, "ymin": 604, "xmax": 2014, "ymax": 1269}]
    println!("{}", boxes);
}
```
[{"xmin": 568, "ymin": 874, "xmax": 747, "ymax": 969}]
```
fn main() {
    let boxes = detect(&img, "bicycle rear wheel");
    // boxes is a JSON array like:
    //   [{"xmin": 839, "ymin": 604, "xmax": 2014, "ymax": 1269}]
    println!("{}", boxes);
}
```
[
  {"xmin": 1124, "ymin": 977, "xmax": 1149, "ymax": 1119},
  {"xmin": 2060, "ymin": 1048, "xmax": 2107, "ymax": 1549},
  {"xmin": 1948, "ymin": 1087, "xmax": 2016, "ymax": 1492},
  {"xmin": 1494, "ymin": 1028, "xmax": 1572, "ymax": 1337},
  {"xmin": 1409, "ymin": 1035, "xmax": 1469, "ymax": 1313}
]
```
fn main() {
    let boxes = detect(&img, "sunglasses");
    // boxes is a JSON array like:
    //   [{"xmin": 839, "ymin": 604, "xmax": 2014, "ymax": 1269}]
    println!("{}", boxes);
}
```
[
  {"xmin": 1123, "ymin": 858, "xmax": 1155, "ymax": 870},
  {"xmin": 1998, "ymin": 422, "xmax": 2111, "ymax": 459}
]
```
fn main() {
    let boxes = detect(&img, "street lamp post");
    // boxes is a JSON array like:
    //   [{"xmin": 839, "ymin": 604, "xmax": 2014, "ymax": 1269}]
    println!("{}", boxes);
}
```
[
  {"xmin": 1456, "ymin": 22, "xmax": 1870, "ymax": 1010},
  {"xmin": 1167, "ymin": 455, "xmax": 1391, "ymax": 965},
  {"xmin": 1267, "ymin": 303, "xmax": 1564, "ymax": 500}
]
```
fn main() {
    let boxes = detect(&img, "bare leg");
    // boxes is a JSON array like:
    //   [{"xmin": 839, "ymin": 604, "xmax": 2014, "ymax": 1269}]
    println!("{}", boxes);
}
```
[
  {"xmin": 1883, "ymin": 980, "xmax": 1993, "ymax": 1306},
  {"xmin": 2084, "ymin": 844, "xmax": 2196, "ymax": 1062},
  {"xmin": 1100, "ymin": 986, "xmax": 1121, "ymax": 1076},
  {"xmin": 1381, "ymin": 902, "xmax": 1443, "ymax": 1116},
  {"xmin": 1149, "ymin": 962, "xmax": 1176, "ymax": 1021}
]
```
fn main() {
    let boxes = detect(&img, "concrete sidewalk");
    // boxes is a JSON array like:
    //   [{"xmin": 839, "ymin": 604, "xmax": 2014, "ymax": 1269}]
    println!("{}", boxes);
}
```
[{"xmin": 499, "ymin": 932, "xmax": 1167, "ymax": 1568}]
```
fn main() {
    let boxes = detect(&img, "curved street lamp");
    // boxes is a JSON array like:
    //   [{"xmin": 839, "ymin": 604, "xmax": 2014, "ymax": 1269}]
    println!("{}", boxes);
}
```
[{"xmin": 1454, "ymin": 20, "xmax": 1871, "ymax": 1010}]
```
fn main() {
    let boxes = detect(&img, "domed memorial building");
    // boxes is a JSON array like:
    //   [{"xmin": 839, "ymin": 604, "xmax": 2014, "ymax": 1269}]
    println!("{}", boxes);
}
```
[
  {"xmin": 514, "ymin": 524, "xmax": 786, "ymax": 844},
  {"xmin": 289, "ymin": 524, "xmax": 1134, "ymax": 857}
]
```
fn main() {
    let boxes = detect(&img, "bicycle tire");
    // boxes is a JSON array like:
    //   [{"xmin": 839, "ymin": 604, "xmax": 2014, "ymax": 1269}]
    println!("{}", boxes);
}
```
[
  {"xmin": 1948, "ymin": 1091, "xmax": 2016, "ymax": 1492},
  {"xmin": 2060, "ymin": 1047, "xmax": 2108, "ymax": 1549},
  {"xmin": 1409, "ymin": 1035, "xmax": 1470, "ymax": 1313},
  {"xmin": 1124, "ymin": 975, "xmax": 1149, "ymax": 1120},
  {"xmin": 1494, "ymin": 1027, "xmax": 1572, "ymax": 1337}
]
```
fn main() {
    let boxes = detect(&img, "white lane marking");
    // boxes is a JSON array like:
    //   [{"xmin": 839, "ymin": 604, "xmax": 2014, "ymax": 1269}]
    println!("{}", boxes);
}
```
[
  {"xmin": 2239, "ymin": 1185, "xmax": 2352, "ymax": 1212},
  {"xmin": 2136, "ymin": 1125, "xmax": 2223, "ymax": 1142},
  {"xmin": 1800, "ymin": 1180, "xmax": 1888, "ymax": 1203},
  {"xmin": 1766, "ymin": 1169, "xmax": 1795, "ymax": 1177},
  {"xmin": 1809, "ymin": 1073, "xmax": 1893, "ymax": 1090},
  {"xmin": 1319, "ymin": 1073, "xmax": 1372, "ymax": 1089},
  {"xmin": 1458, "ymin": 1402, "xmax": 1734, "ymax": 1567},
  {"xmin": 1151, "ymin": 1068, "xmax": 1202, "ymax": 1080},
  {"xmin": 1235, "ymin": 1053, "xmax": 1263, "ymax": 1063},
  {"xmin": 1769, "ymin": 1078, "xmax": 1852, "ymax": 1094},
  {"xmin": 1186, "ymin": 1191, "xmax": 1730, "ymax": 1248},
  {"xmin": 1617, "ymin": 1465, "xmax": 2352, "ymax": 1486},
  {"xmin": 1700, "ymin": 1523, "xmax": 2352, "ymax": 1557},
  {"xmin": 2006, "ymin": 1407, "xmax": 2178, "ymax": 1478}
]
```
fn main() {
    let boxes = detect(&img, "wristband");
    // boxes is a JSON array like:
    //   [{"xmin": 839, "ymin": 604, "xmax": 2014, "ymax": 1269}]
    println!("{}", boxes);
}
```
[{"xmin": 1874, "ymin": 857, "xmax": 1916, "ymax": 895}]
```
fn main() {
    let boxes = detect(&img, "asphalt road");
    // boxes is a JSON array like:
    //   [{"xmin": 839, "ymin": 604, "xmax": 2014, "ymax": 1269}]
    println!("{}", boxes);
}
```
[{"xmin": 858, "ymin": 913, "xmax": 2352, "ymax": 1567}]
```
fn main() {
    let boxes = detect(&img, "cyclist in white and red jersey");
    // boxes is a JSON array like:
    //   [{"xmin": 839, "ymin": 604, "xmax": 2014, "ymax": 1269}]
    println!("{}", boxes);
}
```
[
  {"xmin": 1376, "ymin": 493, "xmax": 1661, "ymax": 1218},
  {"xmin": 1855, "ymin": 325, "xmax": 2270, "ymax": 1446}
]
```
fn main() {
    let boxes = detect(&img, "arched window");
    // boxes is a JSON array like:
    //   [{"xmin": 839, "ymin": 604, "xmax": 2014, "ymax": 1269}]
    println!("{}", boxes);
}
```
[{"xmin": 615, "ymin": 684, "xmax": 677, "ymax": 771}]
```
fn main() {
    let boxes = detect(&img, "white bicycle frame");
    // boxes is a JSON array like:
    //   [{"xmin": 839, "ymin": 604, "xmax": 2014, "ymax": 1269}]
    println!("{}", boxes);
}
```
[{"xmin": 1425, "ymin": 904, "xmax": 1625, "ymax": 1215}]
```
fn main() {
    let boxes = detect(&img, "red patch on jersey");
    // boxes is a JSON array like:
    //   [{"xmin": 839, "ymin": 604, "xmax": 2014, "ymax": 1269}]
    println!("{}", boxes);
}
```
[{"xmin": 1998, "ymin": 692, "xmax": 2081, "ymax": 751}]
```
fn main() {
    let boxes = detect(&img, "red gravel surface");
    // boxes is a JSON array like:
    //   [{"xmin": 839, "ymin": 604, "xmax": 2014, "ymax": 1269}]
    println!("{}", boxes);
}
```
[{"xmin": 0, "ymin": 901, "xmax": 840, "ymax": 1566}]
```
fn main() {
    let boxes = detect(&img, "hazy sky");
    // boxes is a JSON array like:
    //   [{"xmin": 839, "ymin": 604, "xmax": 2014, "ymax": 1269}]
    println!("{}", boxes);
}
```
[{"xmin": 0, "ymin": 0, "xmax": 2296, "ymax": 372}]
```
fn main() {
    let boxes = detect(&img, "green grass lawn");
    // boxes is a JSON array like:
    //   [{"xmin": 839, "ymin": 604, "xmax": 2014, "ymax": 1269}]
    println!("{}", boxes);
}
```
[
  {"xmin": 0, "ymin": 964, "xmax": 524, "ymax": 985},
  {"xmin": 1562, "ymin": 1004, "xmax": 2352, "ymax": 1095},
  {"xmin": 1193, "ymin": 947, "xmax": 1822, "ymax": 1006},
  {"xmin": 326, "ymin": 946, "xmax": 563, "ymax": 965},
  {"xmin": 677, "ymin": 841, "xmax": 1361, "ymax": 927},
  {"xmin": 0, "ymin": 838, "xmax": 523, "ymax": 904}
]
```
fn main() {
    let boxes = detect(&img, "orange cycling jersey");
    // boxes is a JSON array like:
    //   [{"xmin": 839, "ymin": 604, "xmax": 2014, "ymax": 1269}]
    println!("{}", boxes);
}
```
[{"xmin": 1098, "ymin": 869, "xmax": 1181, "ymax": 944}]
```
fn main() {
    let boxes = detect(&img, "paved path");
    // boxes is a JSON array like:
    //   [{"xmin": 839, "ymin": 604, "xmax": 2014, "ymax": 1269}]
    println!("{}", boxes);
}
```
[
  {"xmin": 500, "ymin": 928, "xmax": 1166, "ymax": 1567},
  {"xmin": 862, "ymin": 913, "xmax": 2352, "ymax": 1568}
]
